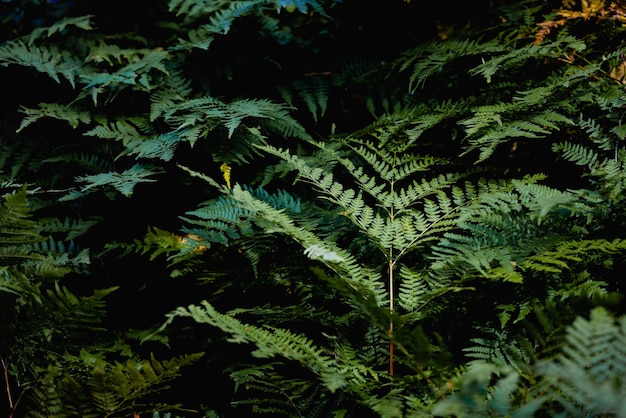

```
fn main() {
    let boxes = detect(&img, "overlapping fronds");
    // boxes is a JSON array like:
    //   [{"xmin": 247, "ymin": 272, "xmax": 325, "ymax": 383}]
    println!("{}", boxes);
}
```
[
  {"xmin": 162, "ymin": 96, "xmax": 310, "ymax": 141},
  {"xmin": 0, "ymin": 40, "xmax": 84, "ymax": 86},
  {"xmin": 537, "ymin": 306, "xmax": 626, "ymax": 416},
  {"xmin": 29, "ymin": 352, "xmax": 204, "ymax": 417},
  {"xmin": 165, "ymin": 300, "xmax": 378, "ymax": 397}
]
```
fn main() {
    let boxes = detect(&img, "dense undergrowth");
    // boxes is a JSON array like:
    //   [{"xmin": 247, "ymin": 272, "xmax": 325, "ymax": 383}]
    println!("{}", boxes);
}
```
[{"xmin": 1, "ymin": 0, "xmax": 626, "ymax": 416}]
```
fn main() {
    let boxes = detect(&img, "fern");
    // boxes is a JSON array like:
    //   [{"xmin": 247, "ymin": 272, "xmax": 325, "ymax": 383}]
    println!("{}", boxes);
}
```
[
  {"xmin": 84, "ymin": 119, "xmax": 181, "ymax": 161},
  {"xmin": 427, "ymin": 173, "xmax": 619, "ymax": 284},
  {"xmin": 26, "ymin": 15, "xmax": 94, "ymax": 43},
  {"xmin": 165, "ymin": 301, "xmax": 365, "ymax": 389},
  {"xmin": 81, "ymin": 48, "xmax": 171, "ymax": 104},
  {"xmin": 61, "ymin": 164, "xmax": 162, "ymax": 200},
  {"xmin": 5, "ymin": 0, "xmax": 626, "ymax": 416},
  {"xmin": 0, "ymin": 40, "xmax": 84, "ymax": 85},
  {"xmin": 460, "ymin": 100, "xmax": 574, "ymax": 162},
  {"xmin": 439, "ymin": 306, "xmax": 626, "ymax": 416},
  {"xmin": 0, "ymin": 185, "xmax": 124, "ymax": 415},
  {"xmin": 169, "ymin": 0, "xmax": 329, "ymax": 31},
  {"xmin": 279, "ymin": 75, "xmax": 331, "ymax": 122},
  {"xmin": 397, "ymin": 38, "xmax": 507, "ymax": 91},
  {"xmin": 149, "ymin": 68, "xmax": 193, "ymax": 122},
  {"xmin": 229, "ymin": 363, "xmax": 331, "ymax": 416},
  {"xmin": 0, "ymin": 186, "xmax": 42, "ymax": 249},
  {"xmin": 42, "ymin": 152, "xmax": 113, "ymax": 174},
  {"xmin": 29, "ymin": 352, "xmax": 204, "ymax": 417},
  {"xmin": 537, "ymin": 307, "xmax": 626, "ymax": 417},
  {"xmin": 17, "ymin": 103, "xmax": 92, "ymax": 133},
  {"xmin": 431, "ymin": 363, "xmax": 545, "ymax": 418},
  {"xmin": 163, "ymin": 96, "xmax": 310, "ymax": 140},
  {"xmin": 552, "ymin": 141, "xmax": 601, "ymax": 167}
]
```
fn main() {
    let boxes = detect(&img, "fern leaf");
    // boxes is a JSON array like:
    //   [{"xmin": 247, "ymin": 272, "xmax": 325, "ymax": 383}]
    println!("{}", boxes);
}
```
[
  {"xmin": 552, "ymin": 141, "xmax": 600, "ymax": 167},
  {"xmin": 0, "ymin": 40, "xmax": 83, "ymax": 85},
  {"xmin": 164, "ymin": 96, "xmax": 309, "ymax": 140},
  {"xmin": 17, "ymin": 103, "xmax": 91, "ymax": 132},
  {"xmin": 165, "ymin": 300, "xmax": 377, "ymax": 393},
  {"xmin": 87, "ymin": 352, "xmax": 203, "ymax": 415},
  {"xmin": 220, "ymin": 162, "xmax": 232, "ymax": 188},
  {"xmin": 27, "ymin": 15, "xmax": 94, "ymax": 43},
  {"xmin": 62, "ymin": 164, "xmax": 162, "ymax": 200},
  {"xmin": 282, "ymin": 75, "xmax": 330, "ymax": 122},
  {"xmin": 537, "ymin": 307, "xmax": 626, "ymax": 416}
]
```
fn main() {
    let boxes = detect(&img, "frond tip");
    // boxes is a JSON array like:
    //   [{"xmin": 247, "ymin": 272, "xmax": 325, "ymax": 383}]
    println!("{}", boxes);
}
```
[{"xmin": 220, "ymin": 162, "xmax": 232, "ymax": 188}]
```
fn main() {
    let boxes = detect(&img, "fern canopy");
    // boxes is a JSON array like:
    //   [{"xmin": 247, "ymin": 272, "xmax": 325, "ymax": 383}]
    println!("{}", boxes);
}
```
[{"xmin": 3, "ymin": 0, "xmax": 626, "ymax": 416}]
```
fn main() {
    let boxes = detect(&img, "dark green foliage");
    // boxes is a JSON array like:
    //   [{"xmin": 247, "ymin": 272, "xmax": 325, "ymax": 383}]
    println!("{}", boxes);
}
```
[
  {"xmin": 0, "ymin": 186, "xmax": 202, "ymax": 416},
  {"xmin": 435, "ymin": 307, "xmax": 626, "ymax": 417},
  {"xmin": 2, "ymin": 0, "xmax": 626, "ymax": 416}
]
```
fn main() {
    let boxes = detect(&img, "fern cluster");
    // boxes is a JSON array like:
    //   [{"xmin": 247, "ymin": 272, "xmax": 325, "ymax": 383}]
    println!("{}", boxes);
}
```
[{"xmin": 3, "ymin": 0, "xmax": 626, "ymax": 416}]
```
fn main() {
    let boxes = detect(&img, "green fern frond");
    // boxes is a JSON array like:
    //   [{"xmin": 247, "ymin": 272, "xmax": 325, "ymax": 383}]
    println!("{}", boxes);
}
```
[
  {"xmin": 275, "ymin": 0, "xmax": 328, "ymax": 14},
  {"xmin": 169, "ymin": 0, "xmax": 329, "ymax": 33},
  {"xmin": 344, "ymin": 138, "xmax": 442, "ymax": 183},
  {"xmin": 0, "ymin": 40, "xmax": 84, "ymax": 85},
  {"xmin": 552, "ymin": 141, "xmax": 601, "ymax": 167},
  {"xmin": 537, "ymin": 307, "xmax": 626, "ymax": 416},
  {"xmin": 28, "ymin": 365, "xmax": 67, "ymax": 418},
  {"xmin": 228, "ymin": 184, "xmax": 385, "ymax": 301},
  {"xmin": 172, "ymin": 27, "xmax": 215, "ymax": 51},
  {"xmin": 30, "ymin": 235, "xmax": 89, "ymax": 260},
  {"xmin": 576, "ymin": 113, "xmax": 616, "ymax": 151},
  {"xmin": 87, "ymin": 352, "xmax": 203, "ymax": 415},
  {"xmin": 83, "ymin": 119, "xmax": 142, "ymax": 141},
  {"xmin": 397, "ymin": 265, "xmax": 464, "ymax": 314},
  {"xmin": 280, "ymin": 75, "xmax": 331, "ymax": 122},
  {"xmin": 464, "ymin": 330, "xmax": 534, "ymax": 373},
  {"xmin": 42, "ymin": 152, "xmax": 113, "ymax": 174},
  {"xmin": 399, "ymin": 99, "xmax": 471, "ymax": 145},
  {"xmin": 462, "ymin": 111, "xmax": 572, "ymax": 162},
  {"xmin": 428, "ymin": 175, "xmax": 594, "ymax": 281},
  {"xmin": 40, "ymin": 284, "xmax": 116, "ymax": 333},
  {"xmin": 107, "ymin": 226, "xmax": 196, "ymax": 261},
  {"xmin": 17, "ymin": 103, "xmax": 91, "ymax": 133},
  {"xmin": 255, "ymin": 142, "xmax": 463, "ymax": 252},
  {"xmin": 80, "ymin": 48, "xmax": 171, "ymax": 104},
  {"xmin": 0, "ymin": 187, "xmax": 92, "ymax": 280},
  {"xmin": 0, "ymin": 137, "xmax": 38, "ymax": 181},
  {"xmin": 229, "ymin": 363, "xmax": 327, "ymax": 417},
  {"xmin": 169, "ymin": 0, "xmax": 263, "ymax": 32},
  {"xmin": 163, "ymin": 96, "xmax": 309, "ymax": 140},
  {"xmin": 61, "ymin": 164, "xmax": 162, "ymax": 200},
  {"xmin": 521, "ymin": 238, "xmax": 626, "ymax": 274},
  {"xmin": 27, "ymin": 352, "xmax": 203, "ymax": 416},
  {"xmin": 165, "ymin": 300, "xmax": 377, "ymax": 394},
  {"xmin": 432, "ymin": 363, "xmax": 545, "ymax": 418},
  {"xmin": 149, "ymin": 69, "xmax": 193, "ymax": 121},
  {"xmin": 398, "ymin": 38, "xmax": 506, "ymax": 91},
  {"xmin": 253, "ymin": 143, "xmax": 382, "ymax": 230},
  {"xmin": 27, "ymin": 15, "xmax": 94, "ymax": 43},
  {"xmin": 124, "ymin": 132, "xmax": 180, "ymax": 161},
  {"xmin": 0, "ymin": 186, "xmax": 41, "ymax": 247},
  {"xmin": 547, "ymin": 270, "xmax": 612, "ymax": 304}
]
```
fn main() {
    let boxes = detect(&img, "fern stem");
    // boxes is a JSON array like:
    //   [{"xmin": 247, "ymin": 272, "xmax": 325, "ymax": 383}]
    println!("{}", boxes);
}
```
[
  {"xmin": 280, "ymin": 386, "xmax": 305, "ymax": 418},
  {"xmin": 389, "ymin": 174, "xmax": 396, "ymax": 377},
  {"xmin": 1, "ymin": 356, "xmax": 14, "ymax": 414},
  {"xmin": 389, "ymin": 257, "xmax": 394, "ymax": 376}
]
